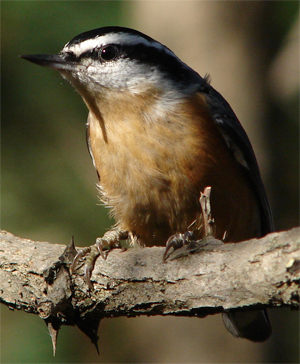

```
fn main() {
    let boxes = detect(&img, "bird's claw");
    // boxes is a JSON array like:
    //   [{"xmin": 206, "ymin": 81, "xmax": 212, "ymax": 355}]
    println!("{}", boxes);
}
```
[
  {"xmin": 71, "ymin": 230, "xmax": 128, "ymax": 289},
  {"xmin": 71, "ymin": 246, "xmax": 92, "ymax": 273},
  {"xmin": 95, "ymin": 235, "xmax": 121, "ymax": 260},
  {"xmin": 163, "ymin": 231, "xmax": 194, "ymax": 262}
]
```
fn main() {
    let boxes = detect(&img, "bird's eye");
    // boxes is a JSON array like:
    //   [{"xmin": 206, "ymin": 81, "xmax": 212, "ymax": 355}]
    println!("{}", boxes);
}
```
[{"xmin": 99, "ymin": 45, "xmax": 118, "ymax": 62}]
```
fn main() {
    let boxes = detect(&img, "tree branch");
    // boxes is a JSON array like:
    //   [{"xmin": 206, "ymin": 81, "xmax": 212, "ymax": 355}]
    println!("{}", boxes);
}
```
[{"xmin": 1, "ymin": 228, "xmax": 299, "ymax": 353}]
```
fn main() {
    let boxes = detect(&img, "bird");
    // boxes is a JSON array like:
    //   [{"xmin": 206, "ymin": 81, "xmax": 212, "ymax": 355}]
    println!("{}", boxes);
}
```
[{"xmin": 21, "ymin": 26, "xmax": 273, "ymax": 342}]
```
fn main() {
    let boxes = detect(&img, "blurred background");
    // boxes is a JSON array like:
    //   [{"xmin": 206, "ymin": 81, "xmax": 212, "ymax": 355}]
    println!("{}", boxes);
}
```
[{"xmin": 1, "ymin": 1, "xmax": 299, "ymax": 363}]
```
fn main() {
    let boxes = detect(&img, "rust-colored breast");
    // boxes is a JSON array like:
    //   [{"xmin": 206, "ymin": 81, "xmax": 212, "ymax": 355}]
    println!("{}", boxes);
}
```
[{"xmin": 87, "ymin": 90, "xmax": 261, "ymax": 246}]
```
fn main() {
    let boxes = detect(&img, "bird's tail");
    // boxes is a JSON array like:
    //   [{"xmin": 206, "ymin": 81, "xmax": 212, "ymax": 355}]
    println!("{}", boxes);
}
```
[{"xmin": 222, "ymin": 309, "xmax": 272, "ymax": 342}]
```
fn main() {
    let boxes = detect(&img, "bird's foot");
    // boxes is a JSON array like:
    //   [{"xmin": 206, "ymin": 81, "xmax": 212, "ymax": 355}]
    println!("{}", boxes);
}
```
[
  {"xmin": 163, "ymin": 231, "xmax": 195, "ymax": 262},
  {"xmin": 71, "ymin": 229, "xmax": 128, "ymax": 289}
]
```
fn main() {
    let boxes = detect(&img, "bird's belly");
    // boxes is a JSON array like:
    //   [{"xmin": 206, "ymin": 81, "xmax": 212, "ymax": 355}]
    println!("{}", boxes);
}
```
[
  {"xmin": 99, "ymin": 153, "xmax": 203, "ymax": 246},
  {"xmin": 97, "ymin": 143, "xmax": 261, "ymax": 246},
  {"xmin": 88, "ymin": 94, "xmax": 261, "ymax": 246}
]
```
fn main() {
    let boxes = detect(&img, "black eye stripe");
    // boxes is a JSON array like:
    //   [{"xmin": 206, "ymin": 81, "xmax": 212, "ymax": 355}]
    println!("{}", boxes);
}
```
[
  {"xmin": 100, "ymin": 45, "xmax": 118, "ymax": 61},
  {"xmin": 65, "ymin": 42, "xmax": 198, "ymax": 86},
  {"xmin": 63, "ymin": 51, "xmax": 79, "ymax": 62},
  {"xmin": 67, "ymin": 42, "xmax": 173, "ymax": 65},
  {"xmin": 72, "ymin": 45, "xmax": 119, "ymax": 63}
]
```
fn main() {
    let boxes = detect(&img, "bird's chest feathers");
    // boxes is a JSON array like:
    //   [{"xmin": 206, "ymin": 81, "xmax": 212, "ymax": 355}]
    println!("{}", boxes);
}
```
[{"xmin": 87, "ymin": 92, "xmax": 208, "ymax": 225}]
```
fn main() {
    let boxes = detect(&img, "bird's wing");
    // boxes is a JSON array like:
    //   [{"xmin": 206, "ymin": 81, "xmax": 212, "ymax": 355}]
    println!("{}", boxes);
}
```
[{"xmin": 199, "ymin": 78, "xmax": 274, "ymax": 235}]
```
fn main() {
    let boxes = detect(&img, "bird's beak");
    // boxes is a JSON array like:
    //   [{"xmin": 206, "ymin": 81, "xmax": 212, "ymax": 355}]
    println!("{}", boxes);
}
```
[{"xmin": 20, "ymin": 54, "xmax": 77, "ymax": 72}]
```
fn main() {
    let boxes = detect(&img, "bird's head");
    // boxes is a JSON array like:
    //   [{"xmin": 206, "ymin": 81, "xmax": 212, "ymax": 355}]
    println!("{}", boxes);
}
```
[{"xmin": 21, "ymin": 26, "xmax": 202, "ymax": 101}]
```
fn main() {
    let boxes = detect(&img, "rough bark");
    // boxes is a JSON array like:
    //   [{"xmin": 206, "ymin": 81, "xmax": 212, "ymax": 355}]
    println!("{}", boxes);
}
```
[{"xmin": 0, "ymin": 228, "xmax": 299, "ymax": 353}]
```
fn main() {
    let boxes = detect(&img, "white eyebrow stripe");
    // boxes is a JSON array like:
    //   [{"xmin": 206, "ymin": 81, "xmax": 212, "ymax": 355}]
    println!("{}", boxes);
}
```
[{"xmin": 64, "ymin": 33, "xmax": 175, "ymax": 58}]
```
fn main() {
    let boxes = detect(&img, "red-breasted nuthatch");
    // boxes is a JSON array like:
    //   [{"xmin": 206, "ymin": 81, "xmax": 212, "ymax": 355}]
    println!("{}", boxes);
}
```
[{"xmin": 21, "ymin": 26, "xmax": 273, "ymax": 342}]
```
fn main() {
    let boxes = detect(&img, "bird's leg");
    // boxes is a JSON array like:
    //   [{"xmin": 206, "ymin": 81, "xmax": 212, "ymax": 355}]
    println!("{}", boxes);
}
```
[
  {"xmin": 163, "ymin": 187, "xmax": 215, "ymax": 262},
  {"xmin": 163, "ymin": 230, "xmax": 195, "ymax": 262},
  {"xmin": 71, "ymin": 229, "xmax": 128, "ymax": 289}
]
